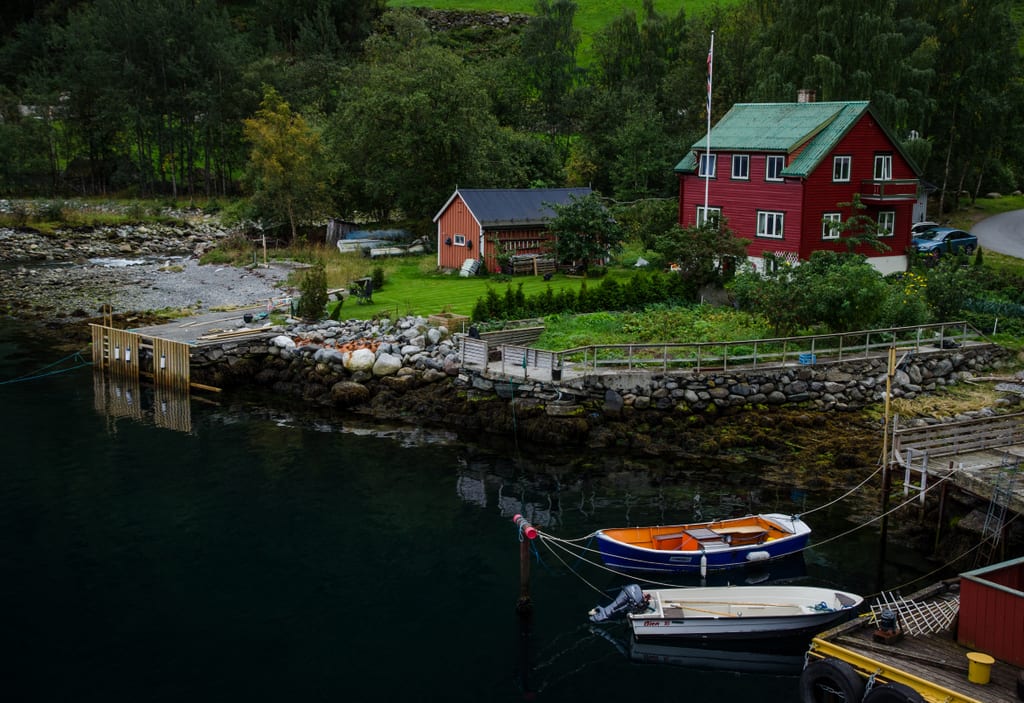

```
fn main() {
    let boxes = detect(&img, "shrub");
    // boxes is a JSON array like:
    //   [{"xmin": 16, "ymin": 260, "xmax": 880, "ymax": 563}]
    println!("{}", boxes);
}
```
[
  {"xmin": 372, "ymin": 265, "xmax": 385, "ymax": 291},
  {"xmin": 295, "ymin": 263, "xmax": 328, "ymax": 320}
]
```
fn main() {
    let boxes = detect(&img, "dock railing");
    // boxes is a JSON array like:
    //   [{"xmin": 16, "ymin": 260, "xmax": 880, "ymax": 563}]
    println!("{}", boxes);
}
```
[{"xmin": 472, "ymin": 321, "xmax": 981, "ymax": 376}]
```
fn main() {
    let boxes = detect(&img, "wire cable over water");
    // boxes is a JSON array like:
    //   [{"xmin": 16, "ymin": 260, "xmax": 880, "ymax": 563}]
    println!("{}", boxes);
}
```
[
  {"xmin": 527, "ymin": 463, "xmax": 966, "ymax": 587},
  {"xmin": 0, "ymin": 348, "xmax": 92, "ymax": 385}
]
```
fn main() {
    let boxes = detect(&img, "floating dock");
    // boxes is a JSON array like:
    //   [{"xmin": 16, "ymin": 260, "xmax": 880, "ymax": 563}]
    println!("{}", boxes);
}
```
[{"xmin": 802, "ymin": 571, "xmax": 1023, "ymax": 703}]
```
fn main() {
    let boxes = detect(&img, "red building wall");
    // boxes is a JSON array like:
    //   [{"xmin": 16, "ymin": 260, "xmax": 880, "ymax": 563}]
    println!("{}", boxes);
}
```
[
  {"xmin": 799, "ymin": 116, "xmax": 917, "ymax": 260},
  {"xmin": 680, "ymin": 153, "xmax": 805, "ymax": 260},
  {"xmin": 958, "ymin": 558, "xmax": 1024, "ymax": 666},
  {"xmin": 436, "ymin": 194, "xmax": 480, "ymax": 271}
]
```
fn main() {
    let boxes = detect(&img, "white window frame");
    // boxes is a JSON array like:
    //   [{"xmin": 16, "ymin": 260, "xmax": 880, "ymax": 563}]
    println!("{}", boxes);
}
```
[
  {"xmin": 453, "ymin": 233, "xmax": 466, "ymax": 246},
  {"xmin": 833, "ymin": 156, "xmax": 851, "ymax": 182},
  {"xmin": 765, "ymin": 155, "xmax": 784, "ymax": 181},
  {"xmin": 874, "ymin": 154, "xmax": 893, "ymax": 181},
  {"xmin": 878, "ymin": 211, "xmax": 895, "ymax": 237},
  {"xmin": 756, "ymin": 211, "xmax": 784, "ymax": 239},
  {"xmin": 731, "ymin": 154, "xmax": 749, "ymax": 180},
  {"xmin": 699, "ymin": 153, "xmax": 717, "ymax": 178},
  {"xmin": 822, "ymin": 213, "xmax": 841, "ymax": 240},
  {"xmin": 696, "ymin": 206, "xmax": 722, "ymax": 228}
]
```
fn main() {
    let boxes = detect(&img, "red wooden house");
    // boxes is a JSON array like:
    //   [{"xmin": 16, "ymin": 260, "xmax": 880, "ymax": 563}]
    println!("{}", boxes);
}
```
[
  {"xmin": 675, "ymin": 100, "xmax": 922, "ymax": 275},
  {"xmin": 434, "ymin": 187, "xmax": 592, "ymax": 274}
]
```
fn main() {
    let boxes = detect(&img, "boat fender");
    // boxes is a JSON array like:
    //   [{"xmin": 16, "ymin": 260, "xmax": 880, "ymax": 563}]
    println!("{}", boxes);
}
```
[
  {"xmin": 700, "ymin": 552, "xmax": 707, "ymax": 579},
  {"xmin": 862, "ymin": 682, "xmax": 925, "ymax": 703},
  {"xmin": 745, "ymin": 550, "xmax": 770, "ymax": 563},
  {"xmin": 588, "ymin": 584, "xmax": 649, "ymax": 623},
  {"xmin": 798, "ymin": 658, "xmax": 865, "ymax": 703}
]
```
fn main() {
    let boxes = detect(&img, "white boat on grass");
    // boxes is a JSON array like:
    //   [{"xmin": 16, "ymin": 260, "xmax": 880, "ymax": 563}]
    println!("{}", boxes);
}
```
[{"xmin": 589, "ymin": 584, "xmax": 862, "ymax": 644}]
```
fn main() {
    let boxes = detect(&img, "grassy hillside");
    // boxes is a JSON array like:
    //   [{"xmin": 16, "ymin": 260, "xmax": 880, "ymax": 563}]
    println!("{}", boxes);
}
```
[{"xmin": 387, "ymin": 0, "xmax": 723, "ymax": 56}]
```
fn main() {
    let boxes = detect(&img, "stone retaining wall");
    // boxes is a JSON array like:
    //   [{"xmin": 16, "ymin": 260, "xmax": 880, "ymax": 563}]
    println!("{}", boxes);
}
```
[
  {"xmin": 476, "ymin": 344, "xmax": 1013, "ymax": 415},
  {"xmin": 187, "ymin": 315, "xmax": 1013, "ymax": 421}
]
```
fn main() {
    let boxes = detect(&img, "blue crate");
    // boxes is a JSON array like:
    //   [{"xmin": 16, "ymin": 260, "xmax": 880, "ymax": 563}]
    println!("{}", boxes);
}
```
[{"xmin": 798, "ymin": 353, "xmax": 817, "ymax": 365}]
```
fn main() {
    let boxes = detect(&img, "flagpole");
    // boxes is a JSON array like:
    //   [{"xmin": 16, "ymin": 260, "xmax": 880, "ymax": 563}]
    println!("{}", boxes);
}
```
[{"xmin": 704, "ymin": 31, "xmax": 714, "ymax": 219}]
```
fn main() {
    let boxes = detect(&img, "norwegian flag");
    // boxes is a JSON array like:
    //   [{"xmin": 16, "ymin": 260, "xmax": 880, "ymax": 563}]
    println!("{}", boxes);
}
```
[{"xmin": 706, "ymin": 39, "xmax": 713, "ymax": 117}]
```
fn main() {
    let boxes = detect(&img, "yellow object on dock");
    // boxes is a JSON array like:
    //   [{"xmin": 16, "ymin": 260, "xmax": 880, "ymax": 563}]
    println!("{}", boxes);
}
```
[{"xmin": 966, "ymin": 652, "xmax": 994, "ymax": 684}]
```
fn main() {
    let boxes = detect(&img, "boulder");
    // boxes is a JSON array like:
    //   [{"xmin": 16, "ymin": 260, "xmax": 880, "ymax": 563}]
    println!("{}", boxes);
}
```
[
  {"xmin": 330, "ymin": 381, "xmax": 370, "ymax": 407},
  {"xmin": 344, "ymin": 347, "xmax": 376, "ymax": 372},
  {"xmin": 372, "ymin": 352, "xmax": 404, "ymax": 377}
]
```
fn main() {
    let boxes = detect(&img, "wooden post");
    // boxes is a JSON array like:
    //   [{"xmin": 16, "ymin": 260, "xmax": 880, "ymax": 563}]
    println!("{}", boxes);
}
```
[
  {"xmin": 877, "ymin": 345, "xmax": 896, "ymax": 591},
  {"xmin": 514, "ymin": 513, "xmax": 538, "ymax": 700},
  {"xmin": 513, "ymin": 514, "xmax": 538, "ymax": 616},
  {"xmin": 933, "ymin": 471, "xmax": 949, "ymax": 554}
]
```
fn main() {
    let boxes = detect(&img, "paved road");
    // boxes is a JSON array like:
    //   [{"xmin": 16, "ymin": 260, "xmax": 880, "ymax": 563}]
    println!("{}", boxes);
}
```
[{"xmin": 970, "ymin": 209, "xmax": 1024, "ymax": 257}]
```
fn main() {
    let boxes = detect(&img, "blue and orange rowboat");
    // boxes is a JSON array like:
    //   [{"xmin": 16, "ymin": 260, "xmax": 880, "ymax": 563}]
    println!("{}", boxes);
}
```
[{"xmin": 595, "ymin": 513, "xmax": 810, "ymax": 573}]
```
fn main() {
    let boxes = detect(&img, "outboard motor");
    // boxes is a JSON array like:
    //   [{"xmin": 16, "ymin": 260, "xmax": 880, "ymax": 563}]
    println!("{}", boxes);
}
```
[{"xmin": 588, "ymin": 584, "xmax": 649, "ymax": 623}]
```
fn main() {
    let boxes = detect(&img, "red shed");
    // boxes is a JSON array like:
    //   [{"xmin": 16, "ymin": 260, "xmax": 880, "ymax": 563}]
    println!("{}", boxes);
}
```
[
  {"xmin": 433, "ymin": 187, "xmax": 592, "ymax": 274},
  {"xmin": 675, "ymin": 100, "xmax": 923, "ymax": 275},
  {"xmin": 957, "ymin": 555, "xmax": 1024, "ymax": 667}
]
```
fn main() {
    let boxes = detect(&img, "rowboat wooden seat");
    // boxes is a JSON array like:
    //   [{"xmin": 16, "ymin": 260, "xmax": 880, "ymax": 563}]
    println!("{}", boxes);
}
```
[
  {"xmin": 720, "ymin": 530, "xmax": 768, "ymax": 547},
  {"xmin": 684, "ymin": 527, "xmax": 726, "ymax": 543}
]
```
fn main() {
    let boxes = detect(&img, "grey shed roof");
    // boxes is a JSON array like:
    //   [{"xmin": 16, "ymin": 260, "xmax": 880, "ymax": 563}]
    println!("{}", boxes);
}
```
[{"xmin": 434, "ymin": 187, "xmax": 593, "ymax": 227}]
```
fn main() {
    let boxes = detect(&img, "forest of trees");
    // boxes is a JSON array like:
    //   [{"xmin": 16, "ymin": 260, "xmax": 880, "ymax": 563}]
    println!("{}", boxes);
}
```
[{"xmin": 0, "ymin": 0, "xmax": 1021, "ymax": 237}]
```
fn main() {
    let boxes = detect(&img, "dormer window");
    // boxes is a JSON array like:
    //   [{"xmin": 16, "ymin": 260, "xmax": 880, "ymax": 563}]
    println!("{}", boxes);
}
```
[
  {"xmin": 833, "ymin": 156, "xmax": 851, "ymax": 182},
  {"xmin": 699, "ymin": 153, "xmax": 717, "ymax": 178},
  {"xmin": 731, "ymin": 154, "xmax": 749, "ymax": 180}
]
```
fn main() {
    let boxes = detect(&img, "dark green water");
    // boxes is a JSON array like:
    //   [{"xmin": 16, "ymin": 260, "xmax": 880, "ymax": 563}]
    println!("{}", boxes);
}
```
[{"xmin": 0, "ymin": 323, "xmax": 939, "ymax": 702}]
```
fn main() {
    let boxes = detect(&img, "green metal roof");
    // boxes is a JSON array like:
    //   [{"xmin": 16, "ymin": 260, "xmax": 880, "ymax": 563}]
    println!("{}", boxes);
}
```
[{"xmin": 675, "ymin": 101, "xmax": 870, "ymax": 177}]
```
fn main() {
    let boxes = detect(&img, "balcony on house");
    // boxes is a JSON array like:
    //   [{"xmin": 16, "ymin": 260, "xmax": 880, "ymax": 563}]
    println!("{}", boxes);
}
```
[{"xmin": 859, "ymin": 178, "xmax": 918, "ymax": 202}]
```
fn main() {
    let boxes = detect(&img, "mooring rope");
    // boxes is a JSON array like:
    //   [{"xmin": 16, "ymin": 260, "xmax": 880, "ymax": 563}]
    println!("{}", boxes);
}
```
[
  {"xmin": 863, "ymin": 511, "xmax": 1022, "ymax": 599},
  {"xmin": 536, "ymin": 532, "xmax": 703, "ymax": 589},
  {"xmin": 0, "ymin": 349, "xmax": 92, "ymax": 385},
  {"xmin": 533, "ymin": 466, "xmax": 962, "ymax": 583},
  {"xmin": 799, "ymin": 464, "xmax": 883, "ymax": 517},
  {"xmin": 809, "ymin": 469, "xmax": 959, "ymax": 551}
]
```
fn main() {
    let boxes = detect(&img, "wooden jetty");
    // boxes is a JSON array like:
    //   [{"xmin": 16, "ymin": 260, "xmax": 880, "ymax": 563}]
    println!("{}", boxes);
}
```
[
  {"xmin": 803, "ymin": 575, "xmax": 1023, "ymax": 703},
  {"xmin": 892, "ymin": 412, "xmax": 1024, "ymax": 517},
  {"xmin": 90, "ymin": 306, "xmax": 278, "ymax": 391}
]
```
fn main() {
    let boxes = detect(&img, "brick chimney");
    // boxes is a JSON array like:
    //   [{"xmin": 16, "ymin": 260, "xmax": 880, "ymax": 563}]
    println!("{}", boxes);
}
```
[{"xmin": 797, "ymin": 89, "xmax": 816, "ymax": 103}]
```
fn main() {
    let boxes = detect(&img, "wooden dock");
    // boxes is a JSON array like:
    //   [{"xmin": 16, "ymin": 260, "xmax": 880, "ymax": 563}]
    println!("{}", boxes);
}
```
[
  {"xmin": 806, "ymin": 581, "xmax": 1022, "ymax": 703},
  {"xmin": 892, "ymin": 412, "xmax": 1024, "ymax": 516}
]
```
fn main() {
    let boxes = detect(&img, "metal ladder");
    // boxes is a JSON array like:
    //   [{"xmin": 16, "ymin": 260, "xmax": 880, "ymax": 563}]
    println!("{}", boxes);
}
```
[
  {"xmin": 975, "ymin": 453, "xmax": 1020, "ymax": 567},
  {"xmin": 902, "ymin": 447, "xmax": 930, "ymax": 507}
]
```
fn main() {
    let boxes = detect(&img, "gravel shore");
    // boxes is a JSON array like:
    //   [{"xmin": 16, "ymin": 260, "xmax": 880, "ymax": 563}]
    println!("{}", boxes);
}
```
[{"xmin": 0, "ymin": 224, "xmax": 300, "ymax": 320}]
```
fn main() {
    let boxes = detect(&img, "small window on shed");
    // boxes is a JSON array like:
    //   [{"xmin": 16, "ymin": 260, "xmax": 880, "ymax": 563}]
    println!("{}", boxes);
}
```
[{"xmin": 454, "ymin": 234, "xmax": 466, "ymax": 246}]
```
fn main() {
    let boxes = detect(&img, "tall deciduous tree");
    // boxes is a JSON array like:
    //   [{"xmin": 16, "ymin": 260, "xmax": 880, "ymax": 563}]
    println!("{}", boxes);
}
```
[
  {"xmin": 546, "ymin": 193, "xmax": 624, "ymax": 275},
  {"xmin": 750, "ymin": 0, "xmax": 934, "ymax": 132},
  {"xmin": 243, "ymin": 86, "xmax": 326, "ymax": 241},
  {"xmin": 327, "ymin": 34, "xmax": 507, "ymax": 221},
  {"xmin": 521, "ymin": 0, "xmax": 580, "ymax": 147},
  {"xmin": 924, "ymin": 0, "xmax": 1022, "ymax": 211}
]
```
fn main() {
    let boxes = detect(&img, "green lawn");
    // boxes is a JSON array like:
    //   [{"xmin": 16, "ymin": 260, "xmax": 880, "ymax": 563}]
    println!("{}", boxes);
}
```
[{"xmin": 323, "ymin": 253, "xmax": 634, "ymax": 321}]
